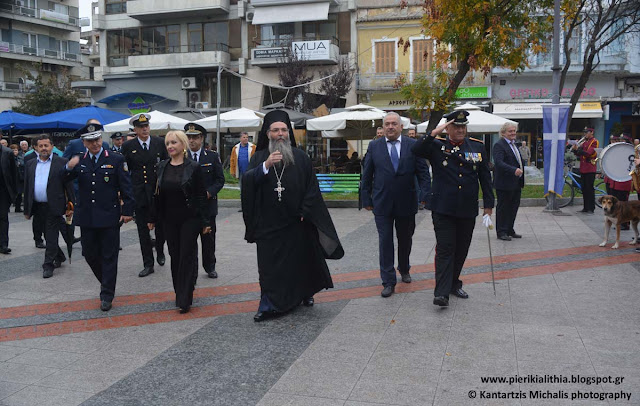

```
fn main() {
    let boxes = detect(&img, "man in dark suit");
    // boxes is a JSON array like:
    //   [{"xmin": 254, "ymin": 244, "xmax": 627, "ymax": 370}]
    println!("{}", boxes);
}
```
[
  {"xmin": 361, "ymin": 112, "xmax": 431, "ymax": 298},
  {"xmin": 23, "ymin": 134, "xmax": 74, "ymax": 277},
  {"xmin": 0, "ymin": 134, "xmax": 18, "ymax": 254},
  {"xmin": 66, "ymin": 130, "xmax": 134, "ymax": 311},
  {"xmin": 185, "ymin": 123, "xmax": 225, "ymax": 278},
  {"xmin": 121, "ymin": 113, "xmax": 168, "ymax": 277},
  {"xmin": 493, "ymin": 122, "xmax": 524, "ymax": 241}
]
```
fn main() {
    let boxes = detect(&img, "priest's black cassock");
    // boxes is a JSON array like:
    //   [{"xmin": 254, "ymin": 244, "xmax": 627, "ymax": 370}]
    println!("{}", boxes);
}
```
[{"xmin": 241, "ymin": 110, "xmax": 344, "ymax": 314}]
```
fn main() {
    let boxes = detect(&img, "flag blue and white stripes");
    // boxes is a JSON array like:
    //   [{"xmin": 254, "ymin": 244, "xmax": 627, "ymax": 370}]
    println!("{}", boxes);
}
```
[{"xmin": 542, "ymin": 104, "xmax": 570, "ymax": 197}]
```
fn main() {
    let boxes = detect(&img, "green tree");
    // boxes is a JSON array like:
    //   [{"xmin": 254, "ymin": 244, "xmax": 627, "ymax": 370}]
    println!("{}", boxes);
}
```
[
  {"xmin": 398, "ymin": 0, "xmax": 552, "ymax": 131},
  {"xmin": 12, "ymin": 64, "xmax": 82, "ymax": 116},
  {"xmin": 319, "ymin": 58, "xmax": 354, "ymax": 111},
  {"xmin": 276, "ymin": 47, "xmax": 314, "ymax": 112}
]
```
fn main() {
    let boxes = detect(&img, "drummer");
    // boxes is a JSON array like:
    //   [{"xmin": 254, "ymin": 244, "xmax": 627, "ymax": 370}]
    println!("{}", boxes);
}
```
[{"xmin": 603, "ymin": 134, "xmax": 633, "ymax": 230}]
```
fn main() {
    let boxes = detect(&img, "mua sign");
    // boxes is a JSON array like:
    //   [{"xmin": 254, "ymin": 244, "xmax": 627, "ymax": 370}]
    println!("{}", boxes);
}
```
[{"xmin": 292, "ymin": 40, "xmax": 330, "ymax": 61}]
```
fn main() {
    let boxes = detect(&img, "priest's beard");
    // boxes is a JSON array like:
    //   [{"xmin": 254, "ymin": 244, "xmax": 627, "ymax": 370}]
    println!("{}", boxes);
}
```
[{"xmin": 269, "ymin": 137, "xmax": 295, "ymax": 167}]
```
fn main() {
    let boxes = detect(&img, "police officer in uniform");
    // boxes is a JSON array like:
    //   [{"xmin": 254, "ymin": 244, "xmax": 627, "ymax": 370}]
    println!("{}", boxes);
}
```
[
  {"xmin": 66, "ymin": 130, "xmax": 134, "ymax": 311},
  {"xmin": 110, "ymin": 132, "xmax": 124, "ymax": 153},
  {"xmin": 185, "ymin": 123, "xmax": 225, "ymax": 278},
  {"xmin": 120, "ymin": 113, "xmax": 168, "ymax": 277},
  {"xmin": 412, "ymin": 110, "xmax": 494, "ymax": 307}
]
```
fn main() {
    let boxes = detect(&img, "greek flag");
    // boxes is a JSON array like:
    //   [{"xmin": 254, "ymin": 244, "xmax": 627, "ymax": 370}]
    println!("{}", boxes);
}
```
[{"xmin": 543, "ymin": 104, "xmax": 570, "ymax": 197}]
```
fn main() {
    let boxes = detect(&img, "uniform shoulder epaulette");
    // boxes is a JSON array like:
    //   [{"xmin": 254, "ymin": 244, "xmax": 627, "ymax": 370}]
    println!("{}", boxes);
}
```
[
  {"xmin": 435, "ymin": 136, "xmax": 446, "ymax": 141},
  {"xmin": 469, "ymin": 137, "xmax": 484, "ymax": 144}
]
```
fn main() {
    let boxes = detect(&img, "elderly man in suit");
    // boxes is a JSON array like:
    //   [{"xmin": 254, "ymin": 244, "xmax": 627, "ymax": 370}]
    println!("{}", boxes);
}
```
[
  {"xmin": 493, "ymin": 122, "xmax": 524, "ymax": 241},
  {"xmin": 361, "ymin": 112, "xmax": 431, "ymax": 297},
  {"xmin": 23, "ymin": 134, "xmax": 74, "ymax": 277},
  {"xmin": 0, "ymin": 133, "xmax": 18, "ymax": 254}
]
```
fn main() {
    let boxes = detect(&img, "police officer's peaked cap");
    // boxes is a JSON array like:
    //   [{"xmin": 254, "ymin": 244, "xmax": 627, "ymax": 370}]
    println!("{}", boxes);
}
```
[
  {"xmin": 444, "ymin": 110, "xmax": 470, "ymax": 126},
  {"xmin": 127, "ymin": 128, "xmax": 136, "ymax": 136},
  {"xmin": 129, "ymin": 113, "xmax": 151, "ymax": 127},
  {"xmin": 81, "ymin": 130, "xmax": 102, "ymax": 141},
  {"xmin": 74, "ymin": 123, "xmax": 104, "ymax": 137},
  {"xmin": 184, "ymin": 123, "xmax": 207, "ymax": 137},
  {"xmin": 110, "ymin": 132, "xmax": 123, "ymax": 140}
]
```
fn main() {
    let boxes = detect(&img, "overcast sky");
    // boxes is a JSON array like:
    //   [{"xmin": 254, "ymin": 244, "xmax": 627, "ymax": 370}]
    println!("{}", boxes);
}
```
[{"xmin": 79, "ymin": 0, "xmax": 93, "ymax": 31}]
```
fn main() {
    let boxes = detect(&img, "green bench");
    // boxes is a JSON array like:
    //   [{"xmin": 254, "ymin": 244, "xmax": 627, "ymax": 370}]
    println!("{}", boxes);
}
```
[{"xmin": 316, "ymin": 173, "xmax": 361, "ymax": 193}]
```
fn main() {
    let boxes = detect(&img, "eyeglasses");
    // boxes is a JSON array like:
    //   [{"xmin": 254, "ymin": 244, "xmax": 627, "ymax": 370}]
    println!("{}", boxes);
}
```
[{"xmin": 269, "ymin": 128, "xmax": 289, "ymax": 135}]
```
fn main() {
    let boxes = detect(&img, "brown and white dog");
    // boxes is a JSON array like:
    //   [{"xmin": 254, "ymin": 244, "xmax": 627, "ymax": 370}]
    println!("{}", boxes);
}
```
[{"xmin": 598, "ymin": 195, "xmax": 640, "ymax": 249}]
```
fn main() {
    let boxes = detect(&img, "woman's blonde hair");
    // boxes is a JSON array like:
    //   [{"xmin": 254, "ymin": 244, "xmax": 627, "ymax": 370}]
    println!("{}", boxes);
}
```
[{"xmin": 165, "ymin": 130, "xmax": 189, "ymax": 156}]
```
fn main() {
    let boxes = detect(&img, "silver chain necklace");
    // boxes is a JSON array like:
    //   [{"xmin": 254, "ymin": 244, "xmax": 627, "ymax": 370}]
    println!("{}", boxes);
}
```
[{"xmin": 273, "ymin": 164, "xmax": 286, "ymax": 202}]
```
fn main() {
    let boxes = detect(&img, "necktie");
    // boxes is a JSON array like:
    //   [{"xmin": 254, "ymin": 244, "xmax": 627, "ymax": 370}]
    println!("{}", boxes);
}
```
[
  {"xmin": 389, "ymin": 140, "xmax": 399, "ymax": 172},
  {"xmin": 511, "ymin": 141, "xmax": 522, "ymax": 168},
  {"xmin": 142, "ymin": 143, "xmax": 148, "ymax": 151},
  {"xmin": 193, "ymin": 152, "xmax": 198, "ymax": 162},
  {"xmin": 92, "ymin": 155, "xmax": 97, "ymax": 165}
]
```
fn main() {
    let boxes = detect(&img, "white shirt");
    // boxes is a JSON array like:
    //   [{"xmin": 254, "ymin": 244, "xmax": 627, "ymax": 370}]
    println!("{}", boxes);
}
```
[
  {"xmin": 89, "ymin": 148, "xmax": 104, "ymax": 163},
  {"xmin": 138, "ymin": 138, "xmax": 150, "ymax": 150},
  {"xmin": 190, "ymin": 149, "xmax": 200, "ymax": 162},
  {"xmin": 34, "ymin": 155, "xmax": 52, "ymax": 203},
  {"xmin": 385, "ymin": 136, "xmax": 402, "ymax": 158}
]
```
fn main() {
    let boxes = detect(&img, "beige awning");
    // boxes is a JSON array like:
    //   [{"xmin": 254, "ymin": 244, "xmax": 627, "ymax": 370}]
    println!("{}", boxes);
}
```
[
  {"xmin": 493, "ymin": 102, "xmax": 603, "ymax": 119},
  {"xmin": 252, "ymin": 2, "xmax": 330, "ymax": 24}
]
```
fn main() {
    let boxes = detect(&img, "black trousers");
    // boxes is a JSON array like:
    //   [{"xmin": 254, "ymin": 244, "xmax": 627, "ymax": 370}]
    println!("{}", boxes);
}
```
[
  {"xmin": 496, "ymin": 188, "xmax": 521, "ymax": 237},
  {"xmin": 199, "ymin": 214, "xmax": 217, "ymax": 272},
  {"xmin": 0, "ymin": 191, "xmax": 10, "ymax": 248},
  {"xmin": 32, "ymin": 208, "xmax": 45, "ymax": 244},
  {"xmin": 134, "ymin": 206, "xmax": 165, "ymax": 268},
  {"xmin": 81, "ymin": 226, "xmax": 120, "ymax": 302},
  {"xmin": 165, "ymin": 217, "xmax": 200, "ymax": 309},
  {"xmin": 374, "ymin": 214, "xmax": 416, "ymax": 287},
  {"xmin": 432, "ymin": 212, "xmax": 475, "ymax": 298},
  {"xmin": 33, "ymin": 202, "xmax": 65, "ymax": 271},
  {"xmin": 14, "ymin": 193, "xmax": 23, "ymax": 211},
  {"xmin": 582, "ymin": 172, "xmax": 596, "ymax": 211}
]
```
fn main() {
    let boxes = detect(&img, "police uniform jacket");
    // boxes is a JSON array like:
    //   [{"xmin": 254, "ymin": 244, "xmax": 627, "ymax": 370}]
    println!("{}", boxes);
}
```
[
  {"xmin": 120, "ymin": 136, "xmax": 168, "ymax": 208},
  {"xmin": 66, "ymin": 149, "xmax": 134, "ymax": 228},
  {"xmin": 412, "ymin": 135, "xmax": 494, "ymax": 218},
  {"xmin": 189, "ymin": 148, "xmax": 225, "ymax": 217}
]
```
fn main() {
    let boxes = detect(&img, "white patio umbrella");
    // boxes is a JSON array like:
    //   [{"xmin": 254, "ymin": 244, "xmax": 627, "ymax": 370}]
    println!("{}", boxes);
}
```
[
  {"xmin": 416, "ymin": 103, "xmax": 517, "ymax": 133},
  {"xmin": 103, "ymin": 110, "xmax": 189, "ymax": 133},
  {"xmin": 195, "ymin": 107, "xmax": 264, "ymax": 132},
  {"xmin": 307, "ymin": 104, "xmax": 414, "ymax": 131}
]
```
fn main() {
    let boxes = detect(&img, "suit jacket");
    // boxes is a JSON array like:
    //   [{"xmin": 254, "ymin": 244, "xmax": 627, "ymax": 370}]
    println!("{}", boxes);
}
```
[
  {"xmin": 120, "ymin": 136, "xmax": 168, "ymax": 208},
  {"xmin": 63, "ymin": 138, "xmax": 111, "ymax": 159},
  {"xmin": 188, "ymin": 148, "xmax": 225, "ymax": 217},
  {"xmin": 361, "ymin": 136, "xmax": 431, "ymax": 217},
  {"xmin": 23, "ymin": 154, "xmax": 74, "ymax": 217},
  {"xmin": 0, "ymin": 145, "xmax": 18, "ymax": 202},
  {"xmin": 493, "ymin": 138, "xmax": 525, "ymax": 191}
]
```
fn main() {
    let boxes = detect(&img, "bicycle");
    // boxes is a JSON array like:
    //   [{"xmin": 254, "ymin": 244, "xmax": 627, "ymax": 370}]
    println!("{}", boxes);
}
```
[{"xmin": 549, "ymin": 165, "xmax": 606, "ymax": 208}]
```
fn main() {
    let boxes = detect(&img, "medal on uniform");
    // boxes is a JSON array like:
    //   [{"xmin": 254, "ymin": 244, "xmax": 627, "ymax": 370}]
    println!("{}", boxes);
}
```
[
  {"xmin": 104, "ymin": 176, "xmax": 110, "ymax": 182},
  {"xmin": 443, "ymin": 160, "xmax": 448, "ymax": 166}
]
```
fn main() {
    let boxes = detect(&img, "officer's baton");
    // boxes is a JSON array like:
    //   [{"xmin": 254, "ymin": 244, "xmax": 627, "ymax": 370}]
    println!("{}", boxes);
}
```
[{"xmin": 482, "ymin": 214, "xmax": 496, "ymax": 296}]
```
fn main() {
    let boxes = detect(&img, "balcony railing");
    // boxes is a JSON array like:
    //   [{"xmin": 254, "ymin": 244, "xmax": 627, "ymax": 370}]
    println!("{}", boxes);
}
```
[
  {"xmin": 0, "ymin": 3, "xmax": 80, "ymax": 27},
  {"xmin": 0, "ymin": 42, "xmax": 80, "ymax": 63},
  {"xmin": 107, "ymin": 43, "xmax": 229, "ymax": 67},
  {"xmin": 356, "ymin": 73, "xmax": 402, "ymax": 91},
  {"xmin": 0, "ymin": 81, "xmax": 34, "ymax": 93}
]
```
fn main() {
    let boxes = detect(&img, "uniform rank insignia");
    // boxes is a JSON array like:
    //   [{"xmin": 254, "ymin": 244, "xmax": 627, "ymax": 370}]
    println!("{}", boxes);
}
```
[
  {"xmin": 202, "ymin": 163, "xmax": 212, "ymax": 167},
  {"xmin": 104, "ymin": 176, "xmax": 110, "ymax": 182},
  {"xmin": 123, "ymin": 163, "xmax": 129, "ymax": 172},
  {"xmin": 132, "ymin": 150, "xmax": 137, "ymax": 153},
  {"xmin": 101, "ymin": 165, "xmax": 114, "ymax": 169}
]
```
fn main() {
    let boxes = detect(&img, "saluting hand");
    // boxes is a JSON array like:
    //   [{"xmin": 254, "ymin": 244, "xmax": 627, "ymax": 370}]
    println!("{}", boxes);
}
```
[
  {"xmin": 265, "ymin": 151, "xmax": 283, "ymax": 169},
  {"xmin": 67, "ymin": 155, "xmax": 80, "ymax": 169},
  {"xmin": 430, "ymin": 119, "xmax": 454, "ymax": 137}
]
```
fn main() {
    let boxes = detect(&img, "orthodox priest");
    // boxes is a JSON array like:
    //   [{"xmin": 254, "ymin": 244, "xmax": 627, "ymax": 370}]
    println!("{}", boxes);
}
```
[{"xmin": 242, "ymin": 110, "xmax": 344, "ymax": 322}]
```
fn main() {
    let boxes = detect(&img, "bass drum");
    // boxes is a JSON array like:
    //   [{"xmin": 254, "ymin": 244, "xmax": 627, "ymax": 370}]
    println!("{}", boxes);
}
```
[{"xmin": 599, "ymin": 142, "xmax": 635, "ymax": 182}]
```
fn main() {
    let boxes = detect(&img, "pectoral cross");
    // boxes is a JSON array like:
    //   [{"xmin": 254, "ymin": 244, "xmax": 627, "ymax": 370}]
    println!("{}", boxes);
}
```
[{"xmin": 274, "ymin": 182, "xmax": 285, "ymax": 202}]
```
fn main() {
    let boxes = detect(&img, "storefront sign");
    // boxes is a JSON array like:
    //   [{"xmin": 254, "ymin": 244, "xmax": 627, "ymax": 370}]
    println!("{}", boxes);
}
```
[
  {"xmin": 40, "ymin": 9, "xmax": 70, "ymax": 24},
  {"xmin": 368, "ymin": 93, "xmax": 413, "ymax": 110},
  {"xmin": 494, "ymin": 76, "xmax": 615, "ymax": 100},
  {"xmin": 253, "ymin": 47, "xmax": 287, "ymax": 59},
  {"xmin": 292, "ymin": 40, "xmax": 331, "ymax": 61},
  {"xmin": 128, "ymin": 96, "xmax": 150, "ymax": 115},
  {"xmin": 455, "ymin": 86, "xmax": 490, "ymax": 99}
]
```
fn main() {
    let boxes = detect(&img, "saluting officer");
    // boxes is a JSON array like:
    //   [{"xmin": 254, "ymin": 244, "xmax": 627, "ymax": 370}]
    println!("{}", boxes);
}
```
[
  {"xmin": 185, "ymin": 123, "xmax": 225, "ymax": 278},
  {"xmin": 120, "ymin": 113, "xmax": 168, "ymax": 277},
  {"xmin": 66, "ymin": 130, "xmax": 134, "ymax": 311},
  {"xmin": 412, "ymin": 110, "xmax": 494, "ymax": 307}
]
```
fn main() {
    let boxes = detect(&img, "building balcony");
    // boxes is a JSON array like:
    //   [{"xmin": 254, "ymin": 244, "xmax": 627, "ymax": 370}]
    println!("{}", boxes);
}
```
[
  {"xmin": 0, "ymin": 2, "xmax": 83, "ymax": 31},
  {"xmin": 0, "ymin": 42, "xmax": 81, "ymax": 67},
  {"xmin": 356, "ymin": 73, "xmax": 402, "ymax": 91},
  {"xmin": 250, "ymin": 37, "xmax": 340, "ymax": 67},
  {"xmin": 109, "ymin": 44, "xmax": 230, "ymax": 72},
  {"xmin": 126, "ymin": 0, "xmax": 229, "ymax": 20}
]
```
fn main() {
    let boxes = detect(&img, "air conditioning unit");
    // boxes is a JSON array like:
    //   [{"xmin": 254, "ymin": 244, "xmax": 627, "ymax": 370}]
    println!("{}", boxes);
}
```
[
  {"xmin": 195, "ymin": 102, "xmax": 209, "ymax": 109},
  {"xmin": 181, "ymin": 77, "xmax": 197, "ymax": 90},
  {"xmin": 246, "ymin": 11, "xmax": 254, "ymax": 22},
  {"xmin": 188, "ymin": 91, "xmax": 201, "ymax": 108}
]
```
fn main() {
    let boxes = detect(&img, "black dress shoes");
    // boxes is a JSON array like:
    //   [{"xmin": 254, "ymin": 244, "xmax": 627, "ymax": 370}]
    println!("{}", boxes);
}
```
[
  {"xmin": 43, "ymin": 268, "xmax": 53, "ymax": 278},
  {"xmin": 509, "ymin": 233, "xmax": 522, "ymax": 238},
  {"xmin": 400, "ymin": 272, "xmax": 412, "ymax": 283},
  {"xmin": 0, "ymin": 247, "xmax": 11, "ymax": 254},
  {"xmin": 433, "ymin": 296, "xmax": 449, "ymax": 306},
  {"xmin": 179, "ymin": 306, "xmax": 190, "ymax": 314},
  {"xmin": 498, "ymin": 234, "xmax": 512, "ymax": 241},
  {"xmin": 138, "ymin": 267, "xmax": 155, "ymax": 277},
  {"xmin": 53, "ymin": 259, "xmax": 62, "ymax": 269},
  {"xmin": 156, "ymin": 253, "xmax": 166, "ymax": 266},
  {"xmin": 451, "ymin": 287, "xmax": 469, "ymax": 299},
  {"xmin": 253, "ymin": 310, "xmax": 280, "ymax": 322},
  {"xmin": 206, "ymin": 267, "xmax": 218, "ymax": 278},
  {"xmin": 302, "ymin": 297, "xmax": 314, "ymax": 307},
  {"xmin": 35, "ymin": 241, "xmax": 46, "ymax": 249},
  {"xmin": 100, "ymin": 300, "xmax": 112, "ymax": 312},
  {"xmin": 381, "ymin": 285, "xmax": 395, "ymax": 298}
]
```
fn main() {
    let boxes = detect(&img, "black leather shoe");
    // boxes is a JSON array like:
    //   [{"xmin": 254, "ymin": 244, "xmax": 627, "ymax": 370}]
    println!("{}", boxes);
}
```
[
  {"xmin": 253, "ymin": 311, "xmax": 279, "ymax": 322},
  {"xmin": 206, "ymin": 266, "xmax": 218, "ymax": 278},
  {"xmin": 35, "ymin": 241, "xmax": 46, "ymax": 249},
  {"xmin": 509, "ymin": 233, "xmax": 522, "ymax": 238},
  {"xmin": 433, "ymin": 296, "xmax": 449, "ymax": 306},
  {"xmin": 156, "ymin": 253, "xmax": 166, "ymax": 266},
  {"xmin": 179, "ymin": 306, "xmax": 190, "ymax": 314},
  {"xmin": 138, "ymin": 267, "xmax": 154, "ymax": 277},
  {"xmin": 302, "ymin": 297, "xmax": 314, "ymax": 307},
  {"xmin": 400, "ymin": 272, "xmax": 412, "ymax": 283},
  {"xmin": 498, "ymin": 235, "xmax": 512, "ymax": 241},
  {"xmin": 0, "ymin": 247, "xmax": 11, "ymax": 254},
  {"xmin": 53, "ymin": 260, "xmax": 62, "ymax": 269},
  {"xmin": 451, "ymin": 288, "xmax": 469, "ymax": 299},
  {"xmin": 100, "ymin": 300, "xmax": 112, "ymax": 312},
  {"xmin": 381, "ymin": 285, "xmax": 395, "ymax": 298},
  {"xmin": 43, "ymin": 268, "xmax": 53, "ymax": 278}
]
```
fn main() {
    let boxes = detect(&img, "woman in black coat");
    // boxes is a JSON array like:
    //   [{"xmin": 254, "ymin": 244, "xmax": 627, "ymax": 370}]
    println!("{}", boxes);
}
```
[{"xmin": 148, "ymin": 130, "xmax": 210, "ymax": 313}]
